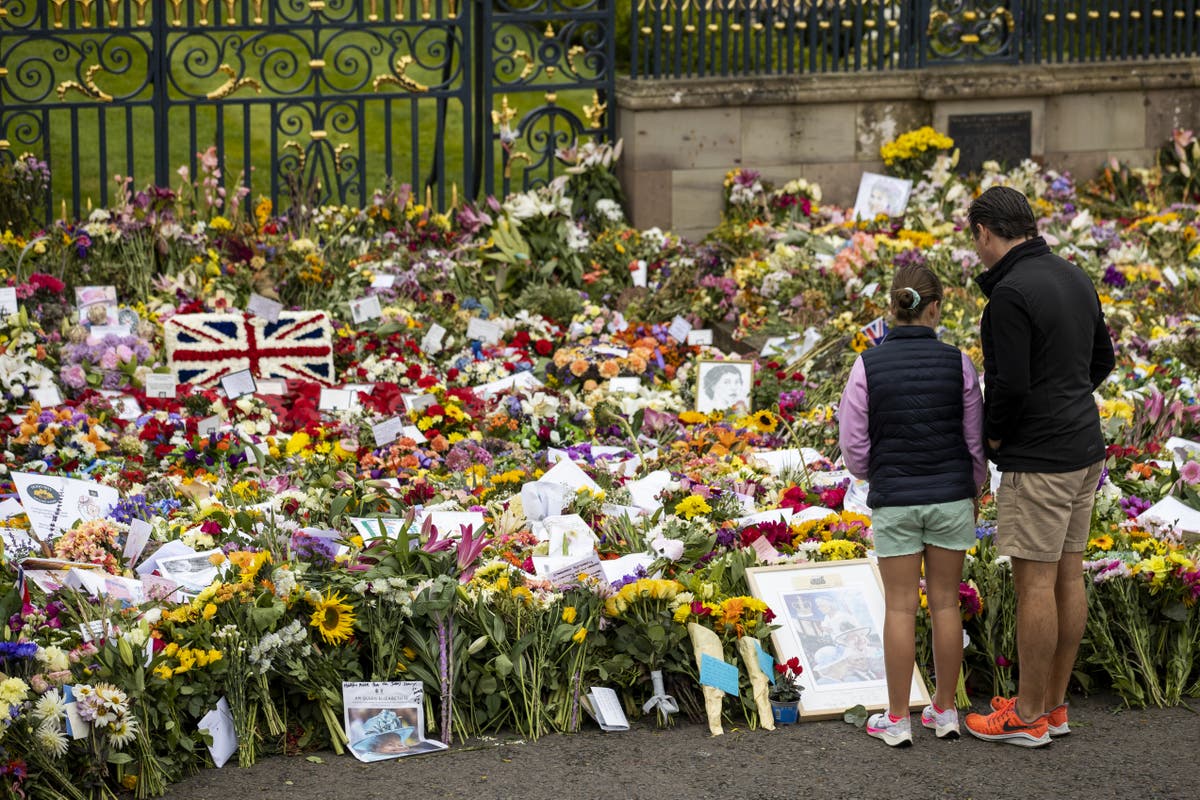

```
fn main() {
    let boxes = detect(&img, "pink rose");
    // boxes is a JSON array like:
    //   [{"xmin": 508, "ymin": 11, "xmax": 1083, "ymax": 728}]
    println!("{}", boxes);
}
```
[
  {"xmin": 99, "ymin": 349, "xmax": 119, "ymax": 370},
  {"xmin": 116, "ymin": 344, "xmax": 134, "ymax": 362},
  {"xmin": 61, "ymin": 364, "xmax": 87, "ymax": 389}
]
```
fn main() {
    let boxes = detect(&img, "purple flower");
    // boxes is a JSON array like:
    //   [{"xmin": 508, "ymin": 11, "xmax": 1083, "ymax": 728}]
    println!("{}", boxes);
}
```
[{"xmin": 1102, "ymin": 264, "xmax": 1127, "ymax": 288}]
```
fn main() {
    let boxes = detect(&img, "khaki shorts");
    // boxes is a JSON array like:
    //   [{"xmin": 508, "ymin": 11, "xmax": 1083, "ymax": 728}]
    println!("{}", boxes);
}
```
[{"xmin": 995, "ymin": 461, "xmax": 1104, "ymax": 562}]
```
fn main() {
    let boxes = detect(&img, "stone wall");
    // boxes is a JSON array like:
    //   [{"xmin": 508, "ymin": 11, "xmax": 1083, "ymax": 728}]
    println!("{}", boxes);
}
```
[{"xmin": 615, "ymin": 61, "xmax": 1200, "ymax": 241}]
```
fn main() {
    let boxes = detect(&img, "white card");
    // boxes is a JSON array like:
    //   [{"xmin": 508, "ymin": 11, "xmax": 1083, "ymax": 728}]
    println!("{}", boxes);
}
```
[
  {"xmin": 402, "ymin": 393, "xmax": 436, "ymax": 413},
  {"xmin": 144, "ymin": 373, "xmax": 177, "ymax": 399},
  {"xmin": 421, "ymin": 323, "xmax": 446, "ymax": 354},
  {"xmin": 667, "ymin": 315, "xmax": 692, "ymax": 343},
  {"xmin": 124, "ymin": 518, "xmax": 153, "ymax": 565},
  {"xmin": 198, "ymin": 415, "xmax": 221, "ymax": 438},
  {"xmin": 587, "ymin": 687, "xmax": 630, "ymax": 731},
  {"xmin": 631, "ymin": 260, "xmax": 648, "ymax": 288},
  {"xmin": 687, "ymin": 329, "xmax": 713, "ymax": 346},
  {"xmin": 466, "ymin": 317, "xmax": 503, "ymax": 345},
  {"xmin": 0, "ymin": 497, "xmax": 23, "ymax": 519},
  {"xmin": 31, "ymin": 385, "xmax": 63, "ymax": 408},
  {"xmin": 371, "ymin": 274, "xmax": 397, "ymax": 289},
  {"xmin": 255, "ymin": 379, "xmax": 286, "ymax": 396},
  {"xmin": 372, "ymin": 417, "xmax": 403, "ymax": 446},
  {"xmin": 246, "ymin": 293, "xmax": 283, "ymax": 323},
  {"xmin": 401, "ymin": 425, "xmax": 426, "ymax": 443},
  {"xmin": 0, "ymin": 287, "xmax": 17, "ymax": 316},
  {"xmin": 608, "ymin": 377, "xmax": 641, "ymax": 394},
  {"xmin": 547, "ymin": 552, "xmax": 606, "ymax": 586},
  {"xmin": 87, "ymin": 324, "xmax": 130, "ymax": 342},
  {"xmin": 114, "ymin": 396, "xmax": 141, "ymax": 421},
  {"xmin": 319, "ymin": 388, "xmax": 355, "ymax": 411},
  {"xmin": 198, "ymin": 698, "xmax": 238, "ymax": 769},
  {"xmin": 862, "ymin": 281, "xmax": 880, "ymax": 298},
  {"xmin": 349, "ymin": 295, "xmax": 383, "ymax": 324},
  {"xmin": 1162, "ymin": 266, "xmax": 1181, "ymax": 287},
  {"xmin": 220, "ymin": 370, "xmax": 257, "ymax": 399}
]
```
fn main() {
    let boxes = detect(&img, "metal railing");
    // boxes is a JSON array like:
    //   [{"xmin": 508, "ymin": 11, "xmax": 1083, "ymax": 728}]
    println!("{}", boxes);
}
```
[
  {"xmin": 0, "ymin": 0, "xmax": 615, "ymax": 220},
  {"xmin": 627, "ymin": 1, "xmax": 1200, "ymax": 79}
]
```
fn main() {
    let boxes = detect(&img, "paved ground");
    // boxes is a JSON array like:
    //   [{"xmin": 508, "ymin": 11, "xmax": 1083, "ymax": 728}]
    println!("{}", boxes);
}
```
[{"xmin": 165, "ymin": 694, "xmax": 1197, "ymax": 800}]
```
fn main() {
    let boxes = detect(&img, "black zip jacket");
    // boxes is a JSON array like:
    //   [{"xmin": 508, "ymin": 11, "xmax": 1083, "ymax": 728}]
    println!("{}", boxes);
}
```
[{"xmin": 975, "ymin": 236, "xmax": 1115, "ymax": 473}]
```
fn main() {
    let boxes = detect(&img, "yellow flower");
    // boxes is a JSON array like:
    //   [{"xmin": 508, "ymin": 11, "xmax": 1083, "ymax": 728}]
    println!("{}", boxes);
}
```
[
  {"xmin": 562, "ymin": 606, "xmax": 577, "ymax": 624},
  {"xmin": 286, "ymin": 431, "xmax": 312, "ymax": 456},
  {"xmin": 202, "ymin": 603, "xmax": 217, "ymax": 620},
  {"xmin": 678, "ymin": 410, "xmax": 707, "ymax": 425},
  {"xmin": 0, "ymin": 677, "xmax": 30, "ymax": 706},
  {"xmin": 1088, "ymin": 534, "xmax": 1114, "ymax": 552},
  {"xmin": 674, "ymin": 495, "xmax": 712, "ymax": 519},
  {"xmin": 571, "ymin": 627, "xmax": 588, "ymax": 644},
  {"xmin": 309, "ymin": 588, "xmax": 356, "ymax": 645},
  {"xmin": 673, "ymin": 605, "xmax": 691, "ymax": 623}
]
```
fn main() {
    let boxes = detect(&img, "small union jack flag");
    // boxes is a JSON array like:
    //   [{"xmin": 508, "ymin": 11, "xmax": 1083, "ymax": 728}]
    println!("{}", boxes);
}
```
[
  {"xmin": 860, "ymin": 316, "xmax": 889, "ymax": 346},
  {"xmin": 164, "ymin": 312, "xmax": 335, "ymax": 387}
]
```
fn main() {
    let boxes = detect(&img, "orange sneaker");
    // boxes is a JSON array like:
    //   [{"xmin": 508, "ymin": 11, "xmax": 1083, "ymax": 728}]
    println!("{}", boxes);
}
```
[
  {"xmin": 1045, "ymin": 703, "xmax": 1070, "ymax": 736},
  {"xmin": 990, "ymin": 697, "xmax": 1070, "ymax": 736},
  {"xmin": 964, "ymin": 703, "xmax": 1051, "ymax": 748}
]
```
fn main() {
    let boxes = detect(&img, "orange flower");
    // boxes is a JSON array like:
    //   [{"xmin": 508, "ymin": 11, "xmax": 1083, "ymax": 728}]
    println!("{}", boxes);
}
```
[
  {"xmin": 598, "ymin": 360, "xmax": 621, "ymax": 379},
  {"xmin": 569, "ymin": 359, "xmax": 590, "ymax": 377}
]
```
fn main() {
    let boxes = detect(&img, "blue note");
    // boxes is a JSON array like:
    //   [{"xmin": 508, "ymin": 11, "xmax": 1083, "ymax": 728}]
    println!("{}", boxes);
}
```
[
  {"xmin": 699, "ymin": 653, "xmax": 740, "ymax": 697},
  {"xmin": 753, "ymin": 640, "xmax": 776, "ymax": 685}
]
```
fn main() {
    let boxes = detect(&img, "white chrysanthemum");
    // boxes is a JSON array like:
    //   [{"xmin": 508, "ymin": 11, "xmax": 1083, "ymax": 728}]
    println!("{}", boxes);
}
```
[
  {"xmin": 36, "ymin": 722, "xmax": 70, "ymax": 757},
  {"xmin": 108, "ymin": 716, "xmax": 138, "ymax": 749},
  {"xmin": 33, "ymin": 689, "xmax": 65, "ymax": 723},
  {"xmin": 94, "ymin": 683, "xmax": 127, "ymax": 711}
]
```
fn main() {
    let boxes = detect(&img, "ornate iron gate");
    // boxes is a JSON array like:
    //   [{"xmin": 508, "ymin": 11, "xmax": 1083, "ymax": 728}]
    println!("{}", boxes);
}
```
[{"xmin": 0, "ymin": 0, "xmax": 616, "ymax": 221}]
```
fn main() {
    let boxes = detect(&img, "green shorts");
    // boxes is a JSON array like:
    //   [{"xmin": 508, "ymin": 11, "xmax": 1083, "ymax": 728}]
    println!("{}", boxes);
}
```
[{"xmin": 871, "ymin": 499, "xmax": 975, "ymax": 558}]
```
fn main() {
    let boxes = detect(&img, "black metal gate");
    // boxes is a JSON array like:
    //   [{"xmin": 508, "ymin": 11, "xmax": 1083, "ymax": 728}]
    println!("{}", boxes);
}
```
[{"xmin": 0, "ymin": 0, "xmax": 616, "ymax": 221}]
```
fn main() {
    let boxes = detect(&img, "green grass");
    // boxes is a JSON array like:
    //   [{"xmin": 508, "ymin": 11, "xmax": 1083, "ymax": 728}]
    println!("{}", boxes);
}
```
[{"xmin": 3, "ymin": 21, "xmax": 603, "ymax": 216}]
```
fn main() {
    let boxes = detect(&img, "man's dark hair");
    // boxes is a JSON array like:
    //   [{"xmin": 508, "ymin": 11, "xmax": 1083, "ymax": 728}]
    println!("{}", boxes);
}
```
[{"xmin": 967, "ymin": 186, "xmax": 1038, "ymax": 241}]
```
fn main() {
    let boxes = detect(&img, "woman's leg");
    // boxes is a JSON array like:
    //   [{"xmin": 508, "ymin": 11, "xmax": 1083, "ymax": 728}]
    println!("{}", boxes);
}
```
[
  {"xmin": 924, "ymin": 544, "xmax": 967, "ymax": 711},
  {"xmin": 876, "ymin": 552, "xmax": 923, "ymax": 717}
]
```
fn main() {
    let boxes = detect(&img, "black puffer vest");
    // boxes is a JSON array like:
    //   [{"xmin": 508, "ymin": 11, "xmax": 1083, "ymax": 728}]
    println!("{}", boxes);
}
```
[{"xmin": 860, "ymin": 326, "xmax": 975, "ymax": 509}]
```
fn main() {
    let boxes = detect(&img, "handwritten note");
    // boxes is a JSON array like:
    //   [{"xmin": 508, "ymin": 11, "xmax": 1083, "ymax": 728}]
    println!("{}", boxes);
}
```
[
  {"xmin": 220, "ymin": 370, "xmax": 256, "ymax": 400},
  {"xmin": 466, "ymin": 317, "xmax": 503, "ymax": 345},
  {"xmin": 349, "ymin": 295, "xmax": 383, "ymax": 324},
  {"xmin": 667, "ymin": 315, "xmax": 692, "ymax": 343},
  {"xmin": 372, "ymin": 417, "xmax": 403, "ymax": 446},
  {"xmin": 144, "ymin": 373, "xmax": 177, "ymax": 399},
  {"xmin": 699, "ymin": 654, "xmax": 740, "ymax": 697}
]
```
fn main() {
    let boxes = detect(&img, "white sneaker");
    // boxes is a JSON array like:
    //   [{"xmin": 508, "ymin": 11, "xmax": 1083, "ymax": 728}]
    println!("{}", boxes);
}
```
[
  {"xmin": 867, "ymin": 712, "xmax": 913, "ymax": 747},
  {"xmin": 921, "ymin": 704, "xmax": 960, "ymax": 739}
]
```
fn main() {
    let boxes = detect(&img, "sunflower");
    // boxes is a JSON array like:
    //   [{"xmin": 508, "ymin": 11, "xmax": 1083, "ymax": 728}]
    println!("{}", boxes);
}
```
[
  {"xmin": 309, "ymin": 588, "xmax": 356, "ymax": 645},
  {"xmin": 749, "ymin": 410, "xmax": 778, "ymax": 434}
]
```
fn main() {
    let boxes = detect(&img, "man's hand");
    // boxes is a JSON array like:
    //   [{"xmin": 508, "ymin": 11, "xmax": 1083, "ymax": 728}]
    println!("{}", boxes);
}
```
[{"xmin": 987, "ymin": 438, "xmax": 1002, "ymax": 451}]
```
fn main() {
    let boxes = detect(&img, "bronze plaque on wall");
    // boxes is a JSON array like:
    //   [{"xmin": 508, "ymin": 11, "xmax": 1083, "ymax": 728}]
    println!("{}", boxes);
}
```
[{"xmin": 947, "ymin": 112, "xmax": 1032, "ymax": 173}]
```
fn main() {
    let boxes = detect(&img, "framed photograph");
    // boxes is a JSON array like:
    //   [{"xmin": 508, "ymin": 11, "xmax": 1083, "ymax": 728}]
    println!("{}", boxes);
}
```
[
  {"xmin": 852, "ymin": 172, "xmax": 913, "ymax": 221},
  {"xmin": 694, "ymin": 359, "xmax": 753, "ymax": 414},
  {"xmin": 746, "ymin": 559, "xmax": 930, "ymax": 720}
]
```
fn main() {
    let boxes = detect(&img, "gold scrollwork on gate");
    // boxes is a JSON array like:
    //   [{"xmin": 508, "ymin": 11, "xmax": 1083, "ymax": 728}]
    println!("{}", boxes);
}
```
[
  {"xmin": 206, "ymin": 64, "xmax": 263, "ymax": 100},
  {"xmin": 582, "ymin": 91, "xmax": 606, "ymax": 128},
  {"xmin": 56, "ymin": 64, "xmax": 114, "ymax": 102},
  {"xmin": 372, "ymin": 55, "xmax": 430, "ymax": 93}
]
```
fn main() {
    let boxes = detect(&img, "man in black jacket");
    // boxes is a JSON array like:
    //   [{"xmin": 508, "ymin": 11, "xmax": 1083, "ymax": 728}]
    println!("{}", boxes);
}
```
[{"xmin": 962, "ymin": 187, "xmax": 1115, "ymax": 748}]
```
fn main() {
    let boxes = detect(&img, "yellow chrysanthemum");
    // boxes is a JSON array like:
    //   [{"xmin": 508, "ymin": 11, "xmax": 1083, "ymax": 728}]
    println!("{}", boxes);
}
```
[
  {"xmin": 309, "ymin": 588, "xmax": 356, "ymax": 645},
  {"xmin": 675, "ymin": 495, "xmax": 712, "ymax": 519}
]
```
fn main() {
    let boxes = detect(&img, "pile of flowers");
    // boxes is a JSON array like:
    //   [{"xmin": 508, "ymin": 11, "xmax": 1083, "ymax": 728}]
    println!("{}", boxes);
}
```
[{"xmin": 0, "ymin": 125, "xmax": 1196, "ymax": 796}]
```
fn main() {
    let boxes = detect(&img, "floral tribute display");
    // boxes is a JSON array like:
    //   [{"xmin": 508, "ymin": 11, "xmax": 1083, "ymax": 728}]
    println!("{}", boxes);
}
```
[{"xmin": 0, "ymin": 130, "xmax": 1198, "ymax": 797}]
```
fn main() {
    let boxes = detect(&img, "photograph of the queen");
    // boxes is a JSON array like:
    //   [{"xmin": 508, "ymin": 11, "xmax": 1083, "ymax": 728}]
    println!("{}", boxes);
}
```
[{"xmin": 695, "ymin": 360, "xmax": 753, "ymax": 414}]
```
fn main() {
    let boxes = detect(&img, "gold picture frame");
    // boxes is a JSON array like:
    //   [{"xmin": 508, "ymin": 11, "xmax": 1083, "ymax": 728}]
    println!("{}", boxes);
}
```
[{"xmin": 746, "ymin": 559, "xmax": 931, "ymax": 721}]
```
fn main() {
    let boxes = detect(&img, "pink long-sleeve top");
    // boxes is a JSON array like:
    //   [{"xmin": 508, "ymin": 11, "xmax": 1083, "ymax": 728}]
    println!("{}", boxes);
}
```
[{"xmin": 838, "ymin": 351, "xmax": 987, "ymax": 489}]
